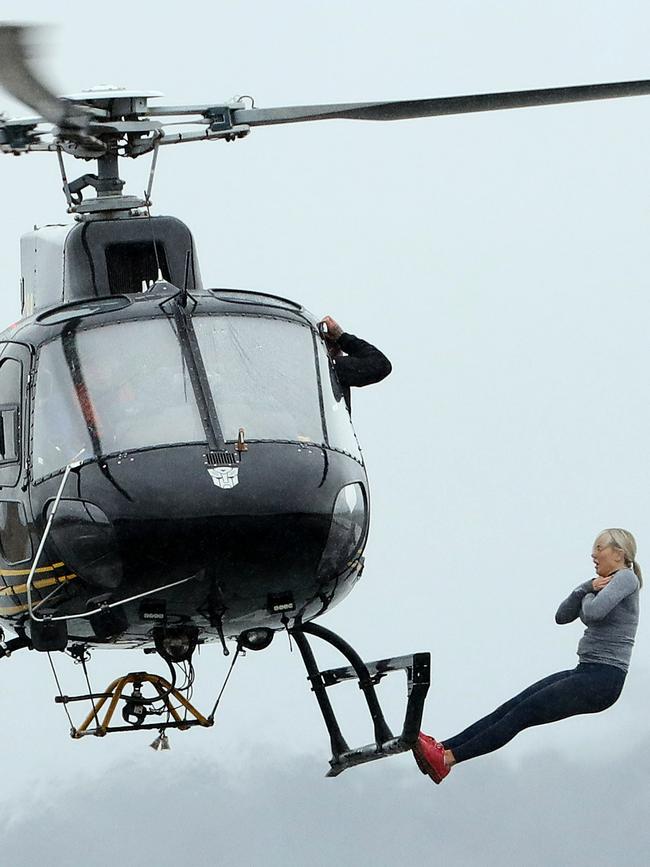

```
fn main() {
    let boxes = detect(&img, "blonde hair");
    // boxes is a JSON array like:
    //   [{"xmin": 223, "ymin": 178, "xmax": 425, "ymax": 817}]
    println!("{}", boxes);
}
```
[{"xmin": 597, "ymin": 528, "xmax": 643, "ymax": 587}]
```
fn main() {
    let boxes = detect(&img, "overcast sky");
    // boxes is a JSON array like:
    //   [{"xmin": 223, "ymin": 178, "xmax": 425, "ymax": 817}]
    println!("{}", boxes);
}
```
[{"xmin": 1, "ymin": 2, "xmax": 650, "ymax": 865}]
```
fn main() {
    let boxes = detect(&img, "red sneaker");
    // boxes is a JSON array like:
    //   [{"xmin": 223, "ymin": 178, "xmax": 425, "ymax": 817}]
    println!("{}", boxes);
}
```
[{"xmin": 413, "ymin": 732, "xmax": 450, "ymax": 784}]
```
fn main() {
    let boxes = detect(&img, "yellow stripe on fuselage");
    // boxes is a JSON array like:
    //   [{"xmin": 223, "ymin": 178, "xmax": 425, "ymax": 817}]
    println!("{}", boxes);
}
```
[
  {"xmin": 0, "ymin": 562, "xmax": 65, "ymax": 577},
  {"xmin": 0, "ymin": 572, "xmax": 77, "ymax": 598},
  {"xmin": 0, "ymin": 573, "xmax": 78, "ymax": 614}
]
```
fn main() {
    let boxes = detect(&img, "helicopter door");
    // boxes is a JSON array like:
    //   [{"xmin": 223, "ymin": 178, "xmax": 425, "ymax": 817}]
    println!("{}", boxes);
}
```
[
  {"xmin": 0, "ymin": 344, "xmax": 33, "ymax": 575},
  {"xmin": 0, "ymin": 344, "xmax": 30, "ymax": 489}
]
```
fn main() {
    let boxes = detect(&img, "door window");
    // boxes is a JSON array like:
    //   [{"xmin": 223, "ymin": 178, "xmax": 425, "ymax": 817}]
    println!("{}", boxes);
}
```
[
  {"xmin": 0, "ymin": 501, "xmax": 32, "ymax": 564},
  {"xmin": 0, "ymin": 358, "xmax": 22, "ymax": 486}
]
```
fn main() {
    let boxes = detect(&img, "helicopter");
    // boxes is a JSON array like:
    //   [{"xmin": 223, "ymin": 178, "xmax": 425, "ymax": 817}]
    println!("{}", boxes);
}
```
[{"xmin": 0, "ymin": 23, "xmax": 649, "ymax": 775}]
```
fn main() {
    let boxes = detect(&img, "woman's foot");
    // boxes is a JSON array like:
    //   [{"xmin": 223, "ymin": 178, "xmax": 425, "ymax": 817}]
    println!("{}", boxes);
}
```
[{"xmin": 413, "ymin": 732, "xmax": 450, "ymax": 784}]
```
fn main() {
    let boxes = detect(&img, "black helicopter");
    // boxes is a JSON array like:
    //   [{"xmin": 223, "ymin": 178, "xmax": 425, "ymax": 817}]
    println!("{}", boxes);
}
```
[{"xmin": 0, "ymin": 24, "xmax": 649, "ymax": 773}]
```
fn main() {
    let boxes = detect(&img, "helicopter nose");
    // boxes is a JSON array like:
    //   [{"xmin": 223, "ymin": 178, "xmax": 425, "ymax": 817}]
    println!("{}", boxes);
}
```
[{"xmin": 44, "ymin": 442, "xmax": 366, "ymax": 599}]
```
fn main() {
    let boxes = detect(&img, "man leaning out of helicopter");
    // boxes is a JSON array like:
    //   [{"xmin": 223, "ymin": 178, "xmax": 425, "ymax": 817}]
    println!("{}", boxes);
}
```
[{"xmin": 319, "ymin": 315, "xmax": 392, "ymax": 412}]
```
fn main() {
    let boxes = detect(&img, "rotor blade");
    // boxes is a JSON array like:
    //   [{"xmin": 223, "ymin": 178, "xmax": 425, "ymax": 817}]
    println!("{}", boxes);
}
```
[
  {"xmin": 231, "ymin": 80, "xmax": 650, "ymax": 127},
  {"xmin": 0, "ymin": 24, "xmax": 91, "ymax": 129}
]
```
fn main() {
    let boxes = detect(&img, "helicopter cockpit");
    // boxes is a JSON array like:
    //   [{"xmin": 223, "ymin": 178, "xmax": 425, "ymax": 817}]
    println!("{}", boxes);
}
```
[{"xmin": 30, "ymin": 298, "xmax": 362, "ymax": 481}]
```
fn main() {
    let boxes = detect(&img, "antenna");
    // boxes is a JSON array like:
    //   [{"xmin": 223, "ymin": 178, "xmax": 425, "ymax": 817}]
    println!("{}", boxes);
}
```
[
  {"xmin": 145, "ymin": 135, "xmax": 161, "ymax": 206},
  {"xmin": 183, "ymin": 250, "xmax": 190, "ymax": 293},
  {"xmin": 145, "ymin": 200, "xmax": 163, "ymax": 283}
]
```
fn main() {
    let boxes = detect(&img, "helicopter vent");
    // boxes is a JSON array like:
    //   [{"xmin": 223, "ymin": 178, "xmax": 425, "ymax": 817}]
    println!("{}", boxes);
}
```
[
  {"xmin": 205, "ymin": 450, "xmax": 238, "ymax": 467},
  {"xmin": 105, "ymin": 241, "xmax": 169, "ymax": 294}
]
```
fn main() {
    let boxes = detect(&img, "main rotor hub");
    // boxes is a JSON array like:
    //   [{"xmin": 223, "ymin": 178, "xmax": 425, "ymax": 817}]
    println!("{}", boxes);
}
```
[
  {"xmin": 0, "ymin": 35, "xmax": 251, "ymax": 216},
  {"xmin": 63, "ymin": 86, "xmax": 164, "ymax": 117}
]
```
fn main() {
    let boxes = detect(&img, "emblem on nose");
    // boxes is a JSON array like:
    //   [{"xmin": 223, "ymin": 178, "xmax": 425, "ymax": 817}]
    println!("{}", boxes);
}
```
[{"xmin": 207, "ymin": 466, "xmax": 239, "ymax": 489}]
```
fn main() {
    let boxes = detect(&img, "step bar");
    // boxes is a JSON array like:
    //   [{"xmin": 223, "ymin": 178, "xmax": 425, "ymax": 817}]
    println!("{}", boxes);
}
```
[{"xmin": 291, "ymin": 621, "xmax": 430, "ymax": 777}]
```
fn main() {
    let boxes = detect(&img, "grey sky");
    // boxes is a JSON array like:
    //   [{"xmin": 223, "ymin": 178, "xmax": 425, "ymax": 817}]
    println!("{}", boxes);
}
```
[
  {"xmin": 4, "ymin": 740, "xmax": 650, "ymax": 867},
  {"xmin": 1, "ymin": 1, "xmax": 650, "ymax": 863}
]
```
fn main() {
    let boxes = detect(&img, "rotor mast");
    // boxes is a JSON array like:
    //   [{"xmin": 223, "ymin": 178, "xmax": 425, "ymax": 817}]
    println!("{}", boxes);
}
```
[{"xmin": 51, "ymin": 90, "xmax": 167, "ymax": 218}]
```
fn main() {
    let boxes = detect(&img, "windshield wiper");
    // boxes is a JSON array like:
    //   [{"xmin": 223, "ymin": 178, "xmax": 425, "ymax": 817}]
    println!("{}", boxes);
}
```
[
  {"xmin": 161, "ymin": 295, "xmax": 235, "ymax": 462},
  {"xmin": 60, "ymin": 324, "xmax": 133, "ymax": 499}
]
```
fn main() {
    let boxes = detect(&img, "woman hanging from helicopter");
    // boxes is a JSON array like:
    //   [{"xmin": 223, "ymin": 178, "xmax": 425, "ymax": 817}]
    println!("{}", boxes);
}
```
[{"xmin": 414, "ymin": 528, "xmax": 641, "ymax": 784}]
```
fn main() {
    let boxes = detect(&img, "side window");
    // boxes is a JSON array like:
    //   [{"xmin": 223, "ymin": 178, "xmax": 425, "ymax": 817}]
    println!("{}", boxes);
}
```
[
  {"xmin": 316, "ymin": 343, "xmax": 362, "ymax": 461},
  {"xmin": 0, "ymin": 358, "xmax": 22, "ymax": 487},
  {"xmin": 0, "ymin": 501, "xmax": 32, "ymax": 565},
  {"xmin": 0, "ymin": 406, "xmax": 18, "ymax": 463}
]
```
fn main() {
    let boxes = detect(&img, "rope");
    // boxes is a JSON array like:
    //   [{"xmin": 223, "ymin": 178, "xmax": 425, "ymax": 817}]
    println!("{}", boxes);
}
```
[
  {"xmin": 207, "ymin": 645, "xmax": 242, "ymax": 722},
  {"xmin": 80, "ymin": 653, "xmax": 101, "ymax": 731},
  {"xmin": 282, "ymin": 614, "xmax": 294, "ymax": 652},
  {"xmin": 47, "ymin": 652, "xmax": 75, "ymax": 732}
]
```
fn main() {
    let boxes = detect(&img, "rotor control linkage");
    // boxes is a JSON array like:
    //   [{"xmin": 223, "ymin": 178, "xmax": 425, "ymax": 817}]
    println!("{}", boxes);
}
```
[
  {"xmin": 291, "ymin": 621, "xmax": 430, "ymax": 777},
  {"xmin": 67, "ymin": 172, "xmax": 125, "ymax": 204}
]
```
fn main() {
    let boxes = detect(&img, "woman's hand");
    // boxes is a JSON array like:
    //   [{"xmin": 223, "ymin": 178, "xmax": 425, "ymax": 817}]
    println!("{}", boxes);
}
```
[{"xmin": 592, "ymin": 574, "xmax": 614, "ymax": 592}]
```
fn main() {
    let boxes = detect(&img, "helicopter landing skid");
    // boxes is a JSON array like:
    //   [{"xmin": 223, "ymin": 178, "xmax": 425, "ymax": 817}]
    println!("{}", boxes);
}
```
[{"xmin": 290, "ymin": 622, "xmax": 430, "ymax": 777}]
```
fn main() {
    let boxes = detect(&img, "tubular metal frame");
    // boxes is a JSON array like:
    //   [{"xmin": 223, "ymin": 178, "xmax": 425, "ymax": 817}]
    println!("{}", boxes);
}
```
[{"xmin": 291, "ymin": 620, "xmax": 430, "ymax": 777}]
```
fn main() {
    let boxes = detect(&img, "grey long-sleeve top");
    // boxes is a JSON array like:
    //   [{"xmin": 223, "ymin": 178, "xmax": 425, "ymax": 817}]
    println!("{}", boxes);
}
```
[{"xmin": 555, "ymin": 568, "xmax": 640, "ymax": 672}]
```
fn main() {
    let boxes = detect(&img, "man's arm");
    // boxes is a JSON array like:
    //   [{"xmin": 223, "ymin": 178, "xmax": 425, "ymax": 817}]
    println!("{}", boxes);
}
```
[
  {"xmin": 334, "ymin": 332, "xmax": 392, "ymax": 388},
  {"xmin": 319, "ymin": 315, "xmax": 392, "ymax": 389}
]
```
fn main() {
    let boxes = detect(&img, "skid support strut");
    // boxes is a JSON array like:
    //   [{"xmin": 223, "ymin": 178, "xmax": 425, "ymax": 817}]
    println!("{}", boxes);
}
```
[{"xmin": 291, "ymin": 621, "xmax": 430, "ymax": 777}]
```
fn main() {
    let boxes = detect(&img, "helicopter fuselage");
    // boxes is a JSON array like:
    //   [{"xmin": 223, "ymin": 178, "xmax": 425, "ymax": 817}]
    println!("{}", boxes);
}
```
[{"xmin": 0, "ymin": 287, "xmax": 368, "ymax": 649}]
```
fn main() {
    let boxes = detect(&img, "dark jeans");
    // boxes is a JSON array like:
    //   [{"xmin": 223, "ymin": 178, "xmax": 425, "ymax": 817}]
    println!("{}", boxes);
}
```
[{"xmin": 444, "ymin": 663, "xmax": 626, "ymax": 764}]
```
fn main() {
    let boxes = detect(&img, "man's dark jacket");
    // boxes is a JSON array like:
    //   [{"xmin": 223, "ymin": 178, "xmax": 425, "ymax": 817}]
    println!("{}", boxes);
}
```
[{"xmin": 332, "ymin": 332, "xmax": 392, "ymax": 411}]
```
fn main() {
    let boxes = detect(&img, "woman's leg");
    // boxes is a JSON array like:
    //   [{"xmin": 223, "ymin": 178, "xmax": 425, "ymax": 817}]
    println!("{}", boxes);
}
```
[
  {"xmin": 446, "ymin": 664, "xmax": 625, "ymax": 764},
  {"xmin": 444, "ymin": 669, "xmax": 575, "ymax": 754}
]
